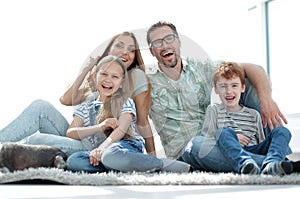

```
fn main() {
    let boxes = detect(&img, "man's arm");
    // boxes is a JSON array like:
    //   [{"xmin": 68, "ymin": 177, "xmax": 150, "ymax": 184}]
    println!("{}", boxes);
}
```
[{"xmin": 239, "ymin": 62, "xmax": 287, "ymax": 131}]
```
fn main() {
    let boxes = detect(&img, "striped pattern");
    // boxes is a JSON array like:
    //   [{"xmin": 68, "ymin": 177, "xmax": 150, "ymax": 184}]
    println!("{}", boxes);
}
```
[
  {"xmin": 202, "ymin": 103, "xmax": 265, "ymax": 146},
  {"xmin": 74, "ymin": 98, "xmax": 144, "ymax": 146},
  {"xmin": 74, "ymin": 101, "xmax": 102, "ymax": 127}
]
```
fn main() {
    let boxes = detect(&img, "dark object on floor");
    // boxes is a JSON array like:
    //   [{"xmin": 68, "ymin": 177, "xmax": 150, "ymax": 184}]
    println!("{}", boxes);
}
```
[
  {"xmin": 0, "ymin": 142, "xmax": 67, "ymax": 172},
  {"xmin": 292, "ymin": 160, "xmax": 300, "ymax": 173}
]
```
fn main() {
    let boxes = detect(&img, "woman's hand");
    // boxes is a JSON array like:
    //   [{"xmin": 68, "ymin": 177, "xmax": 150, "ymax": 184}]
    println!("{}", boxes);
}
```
[{"xmin": 85, "ymin": 56, "xmax": 101, "ymax": 71}]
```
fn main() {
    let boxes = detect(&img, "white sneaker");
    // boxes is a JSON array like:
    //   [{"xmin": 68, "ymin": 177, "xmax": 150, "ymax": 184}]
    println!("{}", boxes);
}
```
[{"xmin": 160, "ymin": 158, "xmax": 191, "ymax": 173}]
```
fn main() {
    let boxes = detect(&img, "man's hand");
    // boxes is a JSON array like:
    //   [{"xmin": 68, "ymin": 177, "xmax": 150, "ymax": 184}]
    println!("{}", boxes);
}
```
[{"xmin": 260, "ymin": 97, "xmax": 288, "ymax": 131}]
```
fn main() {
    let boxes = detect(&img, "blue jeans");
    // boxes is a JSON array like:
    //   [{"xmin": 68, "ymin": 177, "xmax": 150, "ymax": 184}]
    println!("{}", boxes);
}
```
[
  {"xmin": 67, "ymin": 151, "xmax": 108, "ymax": 173},
  {"xmin": 67, "ymin": 139, "xmax": 163, "ymax": 173},
  {"xmin": 215, "ymin": 126, "xmax": 291, "ymax": 173},
  {"xmin": 181, "ymin": 79, "xmax": 283, "ymax": 172},
  {"xmin": 0, "ymin": 99, "xmax": 90, "ymax": 156},
  {"xmin": 181, "ymin": 136, "xmax": 265, "ymax": 172}
]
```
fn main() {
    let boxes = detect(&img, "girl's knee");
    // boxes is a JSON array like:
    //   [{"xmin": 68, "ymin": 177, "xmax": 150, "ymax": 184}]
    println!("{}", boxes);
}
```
[
  {"xmin": 101, "ymin": 146, "xmax": 130, "ymax": 171},
  {"xmin": 101, "ymin": 146, "xmax": 121, "ymax": 163},
  {"xmin": 66, "ymin": 151, "xmax": 89, "ymax": 171}
]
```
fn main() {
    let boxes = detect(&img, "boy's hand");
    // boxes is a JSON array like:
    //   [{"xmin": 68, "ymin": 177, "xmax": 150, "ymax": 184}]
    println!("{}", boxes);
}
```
[{"xmin": 237, "ymin": 134, "xmax": 250, "ymax": 147}]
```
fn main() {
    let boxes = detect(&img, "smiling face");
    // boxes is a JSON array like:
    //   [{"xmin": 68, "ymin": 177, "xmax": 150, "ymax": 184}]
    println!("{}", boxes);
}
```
[
  {"xmin": 108, "ymin": 35, "xmax": 135, "ymax": 69},
  {"xmin": 214, "ymin": 75, "xmax": 245, "ymax": 112},
  {"xmin": 96, "ymin": 61, "xmax": 124, "ymax": 100},
  {"xmin": 148, "ymin": 25, "xmax": 181, "ymax": 69}
]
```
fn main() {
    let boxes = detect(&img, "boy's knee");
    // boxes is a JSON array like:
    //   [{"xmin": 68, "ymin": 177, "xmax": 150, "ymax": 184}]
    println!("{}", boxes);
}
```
[
  {"xmin": 273, "ymin": 126, "xmax": 292, "ymax": 141},
  {"xmin": 215, "ymin": 127, "xmax": 235, "ymax": 140}
]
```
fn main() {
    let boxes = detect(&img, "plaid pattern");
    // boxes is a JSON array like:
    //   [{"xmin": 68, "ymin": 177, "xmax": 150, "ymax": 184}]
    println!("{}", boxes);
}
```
[{"xmin": 148, "ymin": 58, "xmax": 219, "ymax": 159}]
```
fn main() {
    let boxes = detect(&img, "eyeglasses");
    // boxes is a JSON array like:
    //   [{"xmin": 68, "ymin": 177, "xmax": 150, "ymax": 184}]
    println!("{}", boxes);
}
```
[{"xmin": 150, "ymin": 34, "xmax": 178, "ymax": 48}]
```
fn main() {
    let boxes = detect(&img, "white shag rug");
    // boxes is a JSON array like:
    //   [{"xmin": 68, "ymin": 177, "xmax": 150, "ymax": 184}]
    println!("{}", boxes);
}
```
[{"xmin": 1, "ymin": 168, "xmax": 300, "ymax": 185}]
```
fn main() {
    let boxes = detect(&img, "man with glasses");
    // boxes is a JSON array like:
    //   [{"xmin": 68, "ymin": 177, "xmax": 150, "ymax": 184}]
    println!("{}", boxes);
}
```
[{"xmin": 145, "ymin": 20, "xmax": 299, "ymax": 174}]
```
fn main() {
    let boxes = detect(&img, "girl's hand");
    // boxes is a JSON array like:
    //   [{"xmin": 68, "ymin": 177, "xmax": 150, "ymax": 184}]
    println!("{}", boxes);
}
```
[
  {"xmin": 89, "ymin": 137, "xmax": 112, "ymax": 166},
  {"xmin": 237, "ymin": 134, "xmax": 250, "ymax": 147},
  {"xmin": 89, "ymin": 148, "xmax": 104, "ymax": 166},
  {"xmin": 100, "ymin": 118, "xmax": 119, "ymax": 130}
]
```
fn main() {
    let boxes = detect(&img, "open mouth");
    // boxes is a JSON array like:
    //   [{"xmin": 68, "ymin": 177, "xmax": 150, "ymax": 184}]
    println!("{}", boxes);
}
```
[
  {"xmin": 225, "ymin": 96, "xmax": 235, "ymax": 101},
  {"xmin": 102, "ymin": 84, "xmax": 113, "ymax": 90},
  {"xmin": 162, "ymin": 50, "xmax": 174, "ymax": 58},
  {"xmin": 120, "ymin": 57, "xmax": 128, "ymax": 63}
]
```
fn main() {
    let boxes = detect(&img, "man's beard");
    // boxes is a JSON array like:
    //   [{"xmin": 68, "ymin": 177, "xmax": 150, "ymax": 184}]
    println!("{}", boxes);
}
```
[{"xmin": 161, "ymin": 57, "xmax": 178, "ymax": 68}]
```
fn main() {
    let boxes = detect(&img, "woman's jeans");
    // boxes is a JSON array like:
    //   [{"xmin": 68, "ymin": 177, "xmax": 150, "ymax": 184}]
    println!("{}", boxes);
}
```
[
  {"xmin": 215, "ymin": 126, "xmax": 291, "ymax": 173},
  {"xmin": 0, "ymin": 99, "xmax": 89, "ymax": 156},
  {"xmin": 181, "ymin": 79, "xmax": 292, "ymax": 172},
  {"xmin": 67, "ymin": 139, "xmax": 163, "ymax": 173}
]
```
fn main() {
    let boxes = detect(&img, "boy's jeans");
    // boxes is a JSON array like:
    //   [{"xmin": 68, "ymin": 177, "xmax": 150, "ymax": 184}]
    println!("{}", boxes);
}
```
[
  {"xmin": 181, "ymin": 79, "xmax": 291, "ymax": 172},
  {"xmin": 215, "ymin": 126, "xmax": 291, "ymax": 173}
]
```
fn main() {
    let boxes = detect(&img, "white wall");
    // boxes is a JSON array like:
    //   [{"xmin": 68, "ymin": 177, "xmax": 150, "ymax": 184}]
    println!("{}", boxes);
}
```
[{"xmin": 0, "ymin": 0, "xmax": 260, "ymax": 127}]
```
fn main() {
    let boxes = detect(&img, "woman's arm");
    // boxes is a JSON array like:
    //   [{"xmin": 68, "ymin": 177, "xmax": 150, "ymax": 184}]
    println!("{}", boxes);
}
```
[
  {"xmin": 239, "ymin": 62, "xmax": 287, "ymax": 130},
  {"xmin": 134, "ymin": 89, "xmax": 156, "ymax": 156},
  {"xmin": 60, "ymin": 56, "xmax": 100, "ymax": 106}
]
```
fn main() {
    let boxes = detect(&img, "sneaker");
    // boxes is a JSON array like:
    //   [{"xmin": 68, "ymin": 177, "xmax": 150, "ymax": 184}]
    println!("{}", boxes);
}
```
[
  {"xmin": 261, "ymin": 161, "xmax": 293, "ymax": 175},
  {"xmin": 292, "ymin": 160, "xmax": 300, "ymax": 173},
  {"xmin": 240, "ymin": 162, "xmax": 260, "ymax": 175},
  {"xmin": 160, "ymin": 158, "xmax": 191, "ymax": 173}
]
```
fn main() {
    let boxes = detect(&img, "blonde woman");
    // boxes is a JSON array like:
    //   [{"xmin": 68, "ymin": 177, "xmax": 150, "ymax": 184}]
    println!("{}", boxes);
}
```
[{"xmin": 0, "ymin": 31, "xmax": 155, "ymax": 158}]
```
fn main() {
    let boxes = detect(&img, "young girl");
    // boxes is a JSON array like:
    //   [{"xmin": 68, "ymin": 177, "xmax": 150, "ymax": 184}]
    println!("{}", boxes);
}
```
[
  {"xmin": 0, "ymin": 31, "xmax": 155, "ymax": 158},
  {"xmin": 66, "ymin": 55, "xmax": 191, "ymax": 173},
  {"xmin": 61, "ymin": 31, "xmax": 156, "ymax": 157}
]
